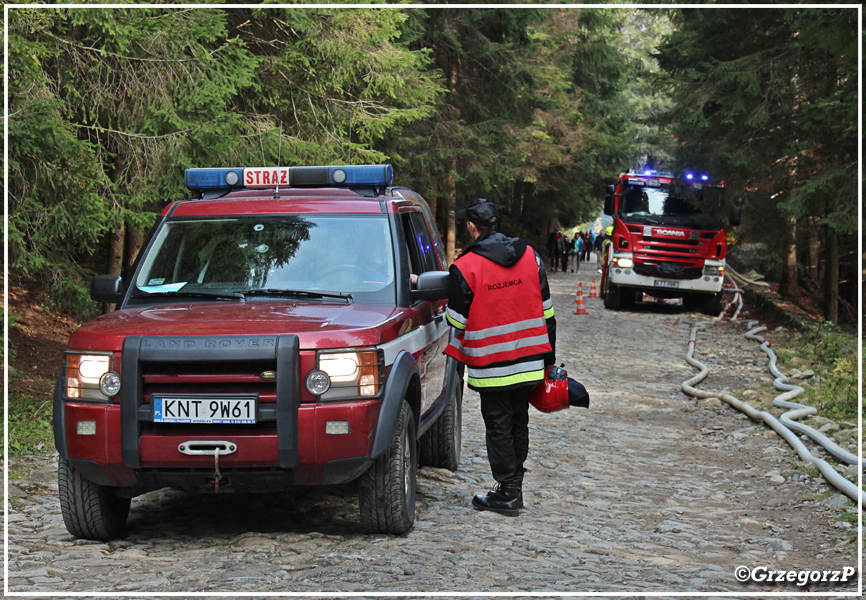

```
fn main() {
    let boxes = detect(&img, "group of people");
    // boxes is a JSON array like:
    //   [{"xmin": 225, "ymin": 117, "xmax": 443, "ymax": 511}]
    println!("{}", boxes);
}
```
[{"xmin": 546, "ymin": 230, "xmax": 603, "ymax": 273}]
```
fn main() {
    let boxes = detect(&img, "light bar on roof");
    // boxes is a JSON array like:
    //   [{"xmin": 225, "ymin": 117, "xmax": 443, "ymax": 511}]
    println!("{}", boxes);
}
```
[{"xmin": 184, "ymin": 164, "xmax": 394, "ymax": 192}]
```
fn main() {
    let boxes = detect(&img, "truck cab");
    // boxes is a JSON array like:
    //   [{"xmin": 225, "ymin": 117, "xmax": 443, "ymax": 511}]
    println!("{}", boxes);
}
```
[
  {"xmin": 600, "ymin": 169, "xmax": 735, "ymax": 315},
  {"xmin": 54, "ymin": 164, "xmax": 463, "ymax": 539}
]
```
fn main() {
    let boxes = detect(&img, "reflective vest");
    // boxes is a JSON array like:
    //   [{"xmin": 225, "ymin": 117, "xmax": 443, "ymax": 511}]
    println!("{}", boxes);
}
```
[{"xmin": 445, "ymin": 246, "xmax": 552, "ymax": 389}]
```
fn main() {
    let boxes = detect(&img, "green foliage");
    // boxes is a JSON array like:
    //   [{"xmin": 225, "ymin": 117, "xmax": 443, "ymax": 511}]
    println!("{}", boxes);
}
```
[
  {"xmin": 779, "ymin": 322, "xmax": 858, "ymax": 421},
  {"xmin": 6, "ymin": 391, "xmax": 54, "ymax": 457}
]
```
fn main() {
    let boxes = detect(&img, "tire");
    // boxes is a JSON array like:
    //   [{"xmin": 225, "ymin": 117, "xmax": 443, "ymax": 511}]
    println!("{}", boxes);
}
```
[
  {"xmin": 419, "ymin": 373, "xmax": 463, "ymax": 471},
  {"xmin": 702, "ymin": 291, "xmax": 723, "ymax": 316},
  {"xmin": 359, "ymin": 401, "xmax": 417, "ymax": 534},
  {"xmin": 58, "ymin": 456, "xmax": 131, "ymax": 541},
  {"xmin": 603, "ymin": 270, "xmax": 622, "ymax": 310}
]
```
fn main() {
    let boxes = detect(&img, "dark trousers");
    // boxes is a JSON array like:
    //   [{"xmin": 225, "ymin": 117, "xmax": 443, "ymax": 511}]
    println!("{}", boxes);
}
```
[{"xmin": 479, "ymin": 385, "xmax": 532, "ymax": 484}]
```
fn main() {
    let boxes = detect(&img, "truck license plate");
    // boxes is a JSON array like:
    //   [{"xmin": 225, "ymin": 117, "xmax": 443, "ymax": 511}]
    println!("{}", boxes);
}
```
[
  {"xmin": 153, "ymin": 396, "xmax": 257, "ymax": 424},
  {"xmin": 654, "ymin": 280, "xmax": 679, "ymax": 289}
]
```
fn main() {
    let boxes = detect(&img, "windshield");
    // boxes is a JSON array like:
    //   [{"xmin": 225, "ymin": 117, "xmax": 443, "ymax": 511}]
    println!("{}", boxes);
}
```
[
  {"xmin": 619, "ymin": 182, "xmax": 725, "ymax": 229},
  {"xmin": 132, "ymin": 215, "xmax": 395, "ymax": 304}
]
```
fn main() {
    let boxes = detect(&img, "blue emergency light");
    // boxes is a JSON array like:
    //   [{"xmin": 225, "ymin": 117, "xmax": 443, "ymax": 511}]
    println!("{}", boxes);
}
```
[{"xmin": 184, "ymin": 164, "xmax": 394, "ymax": 192}]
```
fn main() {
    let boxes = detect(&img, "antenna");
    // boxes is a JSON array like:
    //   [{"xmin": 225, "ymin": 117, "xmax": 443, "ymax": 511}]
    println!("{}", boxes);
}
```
[
  {"xmin": 259, "ymin": 131, "xmax": 266, "ymax": 167},
  {"xmin": 347, "ymin": 112, "xmax": 352, "ymax": 165},
  {"xmin": 274, "ymin": 123, "xmax": 283, "ymax": 199}
]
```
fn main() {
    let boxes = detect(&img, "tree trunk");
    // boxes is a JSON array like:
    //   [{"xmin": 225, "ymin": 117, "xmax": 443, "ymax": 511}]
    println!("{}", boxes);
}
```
[
  {"xmin": 104, "ymin": 220, "xmax": 125, "ymax": 313},
  {"xmin": 807, "ymin": 217, "xmax": 820, "ymax": 283},
  {"xmin": 826, "ymin": 231, "xmax": 839, "ymax": 324},
  {"xmin": 779, "ymin": 218, "xmax": 799, "ymax": 299},
  {"xmin": 125, "ymin": 222, "xmax": 145, "ymax": 277},
  {"xmin": 445, "ymin": 162, "xmax": 457, "ymax": 266}
]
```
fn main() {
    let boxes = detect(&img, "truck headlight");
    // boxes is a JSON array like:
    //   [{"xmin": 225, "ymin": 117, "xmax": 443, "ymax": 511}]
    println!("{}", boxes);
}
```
[
  {"xmin": 703, "ymin": 264, "xmax": 724, "ymax": 277},
  {"xmin": 612, "ymin": 257, "xmax": 633, "ymax": 269},
  {"xmin": 65, "ymin": 352, "xmax": 118, "ymax": 401},
  {"xmin": 314, "ymin": 349, "xmax": 382, "ymax": 399}
]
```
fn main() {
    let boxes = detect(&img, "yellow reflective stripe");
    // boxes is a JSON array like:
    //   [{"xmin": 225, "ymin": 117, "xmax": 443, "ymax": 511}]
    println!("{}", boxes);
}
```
[
  {"xmin": 543, "ymin": 306, "xmax": 555, "ymax": 319},
  {"xmin": 446, "ymin": 311, "xmax": 466, "ymax": 330},
  {"xmin": 467, "ymin": 368, "xmax": 544, "ymax": 389}
]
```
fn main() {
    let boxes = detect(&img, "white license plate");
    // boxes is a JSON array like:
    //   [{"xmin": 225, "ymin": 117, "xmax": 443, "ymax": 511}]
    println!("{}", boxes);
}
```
[
  {"xmin": 654, "ymin": 280, "xmax": 680, "ymax": 289},
  {"xmin": 153, "ymin": 396, "xmax": 256, "ymax": 424}
]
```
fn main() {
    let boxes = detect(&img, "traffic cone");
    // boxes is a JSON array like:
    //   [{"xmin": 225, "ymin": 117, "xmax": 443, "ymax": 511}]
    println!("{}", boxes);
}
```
[
  {"xmin": 573, "ymin": 289, "xmax": 589, "ymax": 315},
  {"xmin": 573, "ymin": 282, "xmax": 584, "ymax": 303},
  {"xmin": 589, "ymin": 278, "xmax": 599, "ymax": 298}
]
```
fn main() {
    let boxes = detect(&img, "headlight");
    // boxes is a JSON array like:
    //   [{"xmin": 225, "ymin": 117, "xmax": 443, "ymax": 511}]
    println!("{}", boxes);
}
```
[
  {"xmin": 703, "ymin": 264, "xmax": 724, "ymax": 276},
  {"xmin": 314, "ymin": 349, "xmax": 382, "ymax": 399},
  {"xmin": 65, "ymin": 352, "xmax": 118, "ymax": 401},
  {"xmin": 612, "ymin": 257, "xmax": 633, "ymax": 269}
]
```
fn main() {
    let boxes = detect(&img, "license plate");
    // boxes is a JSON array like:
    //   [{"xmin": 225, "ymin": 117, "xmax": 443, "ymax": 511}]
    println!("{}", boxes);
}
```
[
  {"xmin": 654, "ymin": 280, "xmax": 679, "ymax": 289},
  {"xmin": 153, "ymin": 396, "xmax": 257, "ymax": 424}
]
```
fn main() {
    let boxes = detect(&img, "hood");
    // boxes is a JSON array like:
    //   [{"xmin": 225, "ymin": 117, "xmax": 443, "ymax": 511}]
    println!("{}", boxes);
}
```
[
  {"xmin": 461, "ymin": 231, "xmax": 528, "ymax": 268},
  {"xmin": 67, "ymin": 301, "xmax": 406, "ymax": 352}
]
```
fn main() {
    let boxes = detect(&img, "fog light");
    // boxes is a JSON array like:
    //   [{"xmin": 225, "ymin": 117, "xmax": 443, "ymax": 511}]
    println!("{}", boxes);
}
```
[
  {"xmin": 615, "ymin": 268, "xmax": 622, "ymax": 275},
  {"xmin": 305, "ymin": 370, "xmax": 331, "ymax": 395},
  {"xmin": 76, "ymin": 421, "xmax": 97, "ymax": 435},
  {"xmin": 325, "ymin": 420, "xmax": 349, "ymax": 435},
  {"xmin": 99, "ymin": 371, "xmax": 121, "ymax": 397}
]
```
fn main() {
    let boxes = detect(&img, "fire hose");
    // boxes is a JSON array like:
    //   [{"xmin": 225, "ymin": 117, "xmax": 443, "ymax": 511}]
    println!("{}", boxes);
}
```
[{"xmin": 681, "ymin": 277, "xmax": 863, "ymax": 505}]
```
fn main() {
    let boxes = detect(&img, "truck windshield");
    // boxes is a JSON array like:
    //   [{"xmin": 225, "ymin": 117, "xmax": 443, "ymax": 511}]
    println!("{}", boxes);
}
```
[
  {"xmin": 131, "ymin": 215, "xmax": 396, "ymax": 304},
  {"xmin": 620, "ymin": 183, "xmax": 724, "ymax": 229}
]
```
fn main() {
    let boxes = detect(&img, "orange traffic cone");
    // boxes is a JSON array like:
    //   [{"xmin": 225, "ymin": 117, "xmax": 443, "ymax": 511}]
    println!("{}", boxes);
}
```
[
  {"xmin": 589, "ymin": 278, "xmax": 599, "ymax": 298},
  {"xmin": 573, "ymin": 289, "xmax": 589, "ymax": 315},
  {"xmin": 573, "ymin": 282, "xmax": 584, "ymax": 303}
]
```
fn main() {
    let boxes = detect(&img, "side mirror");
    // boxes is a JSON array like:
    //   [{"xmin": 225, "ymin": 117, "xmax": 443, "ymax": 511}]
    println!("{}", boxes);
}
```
[
  {"xmin": 90, "ymin": 274, "xmax": 123, "ymax": 304},
  {"xmin": 410, "ymin": 271, "xmax": 450, "ymax": 301},
  {"xmin": 603, "ymin": 184, "xmax": 616, "ymax": 216}
]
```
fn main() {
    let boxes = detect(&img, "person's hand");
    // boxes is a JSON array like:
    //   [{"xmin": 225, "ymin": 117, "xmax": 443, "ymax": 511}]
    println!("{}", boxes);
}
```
[{"xmin": 410, "ymin": 273, "xmax": 418, "ymax": 285}]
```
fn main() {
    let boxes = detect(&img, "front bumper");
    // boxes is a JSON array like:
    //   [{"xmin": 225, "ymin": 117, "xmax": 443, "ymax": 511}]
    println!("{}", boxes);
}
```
[{"xmin": 609, "ymin": 258, "xmax": 725, "ymax": 295}]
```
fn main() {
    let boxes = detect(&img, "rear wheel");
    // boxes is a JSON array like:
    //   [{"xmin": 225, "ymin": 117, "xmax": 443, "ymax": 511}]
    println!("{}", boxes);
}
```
[
  {"xmin": 359, "ymin": 401, "xmax": 417, "ymax": 534},
  {"xmin": 58, "ymin": 456, "xmax": 131, "ymax": 541},
  {"xmin": 420, "ymin": 371, "xmax": 463, "ymax": 471}
]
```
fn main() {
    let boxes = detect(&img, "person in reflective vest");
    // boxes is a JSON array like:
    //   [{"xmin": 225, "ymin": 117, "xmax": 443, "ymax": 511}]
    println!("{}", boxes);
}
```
[{"xmin": 445, "ymin": 198, "xmax": 556, "ymax": 516}]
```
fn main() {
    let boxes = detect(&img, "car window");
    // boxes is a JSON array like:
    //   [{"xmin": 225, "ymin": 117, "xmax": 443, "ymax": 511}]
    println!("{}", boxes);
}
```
[
  {"xmin": 402, "ymin": 212, "xmax": 439, "ymax": 275},
  {"xmin": 132, "ymin": 215, "xmax": 396, "ymax": 304}
]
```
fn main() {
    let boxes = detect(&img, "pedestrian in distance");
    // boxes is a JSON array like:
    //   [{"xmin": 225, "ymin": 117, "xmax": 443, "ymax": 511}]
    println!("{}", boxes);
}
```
[
  {"xmin": 561, "ymin": 234, "xmax": 570, "ymax": 273},
  {"xmin": 572, "ymin": 234, "xmax": 583, "ymax": 272},
  {"xmin": 445, "ymin": 198, "xmax": 557, "ymax": 517}
]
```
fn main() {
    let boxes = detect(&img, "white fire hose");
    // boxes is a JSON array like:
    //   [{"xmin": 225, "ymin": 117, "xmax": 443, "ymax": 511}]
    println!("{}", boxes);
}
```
[{"xmin": 681, "ymin": 276, "xmax": 863, "ymax": 505}]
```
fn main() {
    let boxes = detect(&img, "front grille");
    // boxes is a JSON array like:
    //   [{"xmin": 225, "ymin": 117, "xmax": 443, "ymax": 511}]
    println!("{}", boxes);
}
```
[{"xmin": 634, "ymin": 261, "xmax": 702, "ymax": 279}]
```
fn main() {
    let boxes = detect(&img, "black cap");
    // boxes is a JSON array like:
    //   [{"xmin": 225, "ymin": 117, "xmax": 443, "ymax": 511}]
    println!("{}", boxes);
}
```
[{"xmin": 456, "ymin": 198, "xmax": 498, "ymax": 226}]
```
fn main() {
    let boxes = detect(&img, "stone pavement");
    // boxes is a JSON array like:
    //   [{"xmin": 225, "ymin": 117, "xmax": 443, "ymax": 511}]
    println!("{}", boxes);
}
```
[{"xmin": 4, "ymin": 258, "xmax": 860, "ymax": 595}]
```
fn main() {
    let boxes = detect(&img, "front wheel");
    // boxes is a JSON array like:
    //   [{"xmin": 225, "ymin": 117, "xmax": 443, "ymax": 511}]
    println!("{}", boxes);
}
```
[
  {"xmin": 603, "ymin": 271, "xmax": 623, "ymax": 310},
  {"xmin": 359, "ymin": 401, "xmax": 417, "ymax": 534},
  {"xmin": 420, "ymin": 371, "xmax": 463, "ymax": 472},
  {"xmin": 58, "ymin": 456, "xmax": 131, "ymax": 541}
]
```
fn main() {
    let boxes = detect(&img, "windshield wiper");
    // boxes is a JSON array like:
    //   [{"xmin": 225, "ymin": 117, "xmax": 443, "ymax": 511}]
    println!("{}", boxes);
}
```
[
  {"xmin": 239, "ymin": 289, "xmax": 353, "ymax": 302},
  {"xmin": 139, "ymin": 290, "xmax": 245, "ymax": 300}
]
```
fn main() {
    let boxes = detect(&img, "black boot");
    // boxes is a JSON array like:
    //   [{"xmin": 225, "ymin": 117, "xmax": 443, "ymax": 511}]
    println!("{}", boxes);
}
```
[
  {"xmin": 472, "ymin": 481, "xmax": 520, "ymax": 516},
  {"xmin": 514, "ymin": 468, "xmax": 526, "ymax": 509}
]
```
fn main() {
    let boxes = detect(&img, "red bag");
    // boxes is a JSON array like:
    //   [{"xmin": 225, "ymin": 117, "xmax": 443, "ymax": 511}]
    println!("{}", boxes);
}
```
[{"xmin": 528, "ymin": 366, "xmax": 569, "ymax": 413}]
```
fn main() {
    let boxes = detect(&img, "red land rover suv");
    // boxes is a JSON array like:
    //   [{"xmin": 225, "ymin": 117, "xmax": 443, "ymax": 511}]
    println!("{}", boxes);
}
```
[{"xmin": 54, "ymin": 164, "xmax": 463, "ymax": 539}]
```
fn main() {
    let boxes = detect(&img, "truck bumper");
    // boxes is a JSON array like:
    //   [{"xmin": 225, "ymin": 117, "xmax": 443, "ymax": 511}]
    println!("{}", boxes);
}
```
[{"xmin": 609, "ymin": 259, "xmax": 725, "ymax": 295}]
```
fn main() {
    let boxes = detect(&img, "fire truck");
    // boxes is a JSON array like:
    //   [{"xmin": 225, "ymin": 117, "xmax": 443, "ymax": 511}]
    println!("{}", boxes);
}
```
[{"xmin": 600, "ymin": 169, "xmax": 739, "ymax": 315}]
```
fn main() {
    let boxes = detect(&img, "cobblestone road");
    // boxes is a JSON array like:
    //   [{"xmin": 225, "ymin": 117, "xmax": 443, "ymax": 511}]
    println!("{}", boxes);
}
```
[{"xmin": 5, "ymin": 259, "xmax": 861, "ymax": 595}]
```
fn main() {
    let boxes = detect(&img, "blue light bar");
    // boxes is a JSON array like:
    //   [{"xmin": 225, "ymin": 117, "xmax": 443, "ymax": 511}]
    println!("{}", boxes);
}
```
[
  {"xmin": 184, "ymin": 164, "xmax": 394, "ymax": 192},
  {"xmin": 184, "ymin": 168, "xmax": 244, "ymax": 191}
]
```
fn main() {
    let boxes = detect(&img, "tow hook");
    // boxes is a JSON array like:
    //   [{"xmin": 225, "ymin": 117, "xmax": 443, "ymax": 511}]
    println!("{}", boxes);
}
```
[{"xmin": 178, "ymin": 441, "xmax": 237, "ymax": 493}]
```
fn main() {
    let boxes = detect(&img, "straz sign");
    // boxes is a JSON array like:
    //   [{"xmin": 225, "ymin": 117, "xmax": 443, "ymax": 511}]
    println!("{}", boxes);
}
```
[{"xmin": 244, "ymin": 167, "xmax": 290, "ymax": 188}]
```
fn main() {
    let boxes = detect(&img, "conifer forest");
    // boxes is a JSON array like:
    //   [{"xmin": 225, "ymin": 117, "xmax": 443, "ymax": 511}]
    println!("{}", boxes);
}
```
[{"xmin": 6, "ymin": 4, "xmax": 861, "ymax": 327}]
